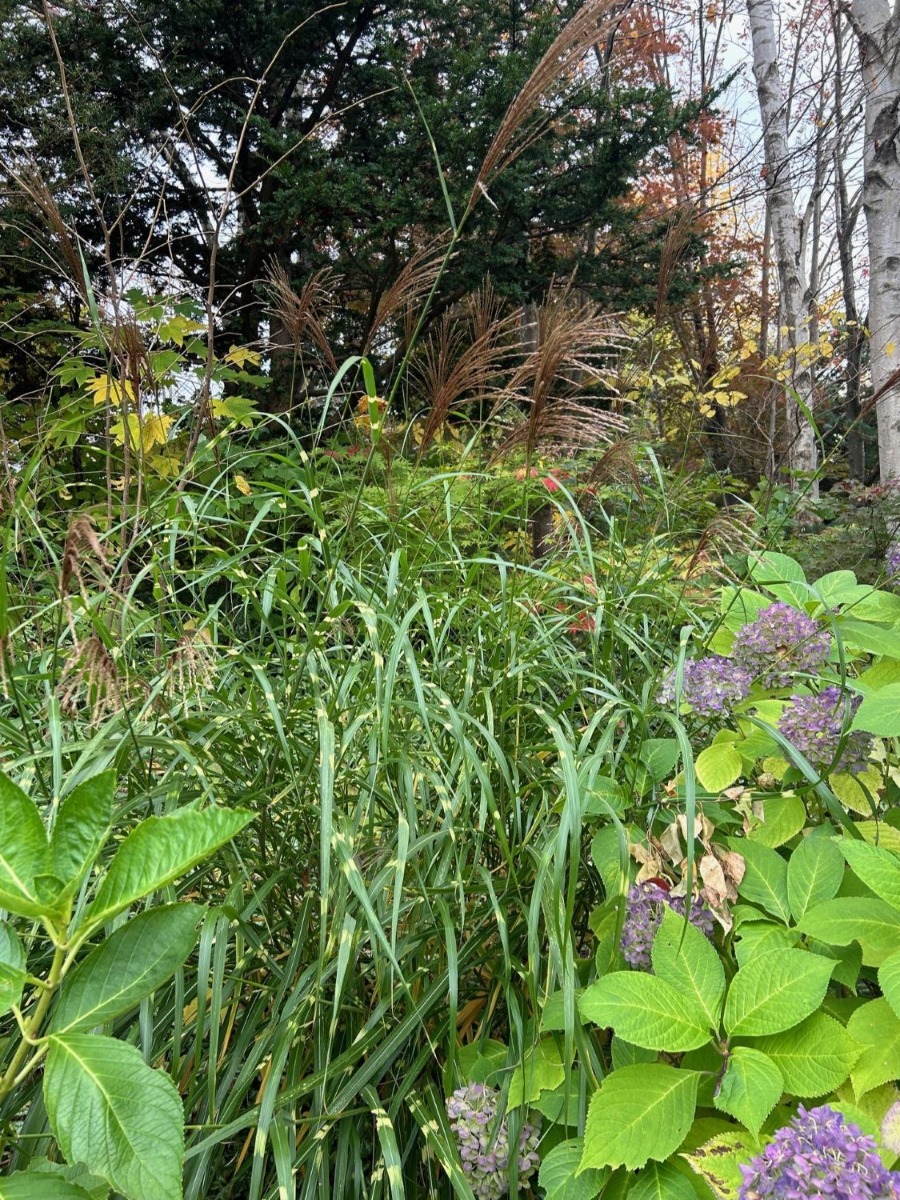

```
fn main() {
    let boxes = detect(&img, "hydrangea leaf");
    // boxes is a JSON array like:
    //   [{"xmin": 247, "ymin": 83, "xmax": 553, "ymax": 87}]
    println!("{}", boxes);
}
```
[
  {"xmin": 695, "ymin": 744, "xmax": 743, "ymax": 794},
  {"xmin": 714, "ymin": 1047, "xmax": 783, "ymax": 1135},
  {"xmin": 723, "ymin": 949, "xmax": 833, "ymax": 1038},
  {"xmin": 0, "ymin": 771, "xmax": 50, "ymax": 919},
  {"xmin": 847, "ymin": 999, "xmax": 900, "ymax": 1098},
  {"xmin": 507, "ymin": 1038, "xmax": 565, "ymax": 1106},
  {"xmin": 0, "ymin": 923, "xmax": 26, "ymax": 1016},
  {"xmin": 850, "ymin": 683, "xmax": 900, "ymax": 736},
  {"xmin": 734, "ymin": 920, "xmax": 798, "ymax": 969},
  {"xmin": 538, "ymin": 1138, "xmax": 608, "ymax": 1200},
  {"xmin": 628, "ymin": 1161, "xmax": 697, "ymax": 1200},
  {"xmin": 579, "ymin": 972, "xmax": 711, "ymax": 1052},
  {"xmin": 746, "ymin": 794, "xmax": 806, "ymax": 850},
  {"xmin": 651, "ymin": 907, "xmax": 725, "ymax": 1032},
  {"xmin": 837, "ymin": 839, "xmax": 900, "ymax": 910},
  {"xmin": 879, "ymin": 950, "xmax": 900, "ymax": 1020},
  {"xmin": 787, "ymin": 834, "xmax": 844, "ymax": 921},
  {"xmin": 0, "ymin": 1176, "xmax": 93, "ymax": 1199},
  {"xmin": 796, "ymin": 897, "xmax": 900, "ymax": 966},
  {"xmin": 681, "ymin": 1131, "xmax": 755, "ymax": 1200},
  {"xmin": 750, "ymin": 1013, "xmax": 861, "ymax": 1098},
  {"xmin": 729, "ymin": 838, "xmax": 790, "ymax": 924},
  {"xmin": 580, "ymin": 1065, "xmax": 699, "ymax": 1171}
]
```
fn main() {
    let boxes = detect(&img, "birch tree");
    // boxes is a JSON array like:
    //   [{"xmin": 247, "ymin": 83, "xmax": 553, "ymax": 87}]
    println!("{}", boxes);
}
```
[
  {"xmin": 850, "ymin": 0, "xmax": 900, "ymax": 482},
  {"xmin": 746, "ymin": 0, "xmax": 819, "ymax": 491}
]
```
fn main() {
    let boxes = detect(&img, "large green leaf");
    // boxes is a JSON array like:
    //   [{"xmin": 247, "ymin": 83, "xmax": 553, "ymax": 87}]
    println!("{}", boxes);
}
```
[
  {"xmin": 713, "ymin": 1047, "xmax": 782, "ymax": 1135},
  {"xmin": 44, "ymin": 1033, "xmax": 183, "ymax": 1200},
  {"xmin": 787, "ymin": 835, "xmax": 844, "ymax": 921},
  {"xmin": 752, "ymin": 1013, "xmax": 860, "ymax": 1097},
  {"xmin": 580, "ymin": 1065, "xmax": 699, "ymax": 1171},
  {"xmin": 748, "ymin": 552, "xmax": 809, "ymax": 607},
  {"xmin": 723, "ymin": 949, "xmax": 833, "ymax": 1038},
  {"xmin": 0, "ymin": 1177, "xmax": 93, "ymax": 1199},
  {"xmin": 0, "ymin": 771, "xmax": 49, "ymax": 918},
  {"xmin": 797, "ymin": 898, "xmax": 900, "ymax": 966},
  {"xmin": 651, "ymin": 907, "xmax": 725, "ymax": 1032},
  {"xmin": 682, "ymin": 1131, "xmax": 756, "ymax": 1200},
  {"xmin": 507, "ymin": 1038, "xmax": 564, "ymax": 1106},
  {"xmin": 49, "ymin": 772, "xmax": 114, "ymax": 897},
  {"xmin": 579, "ymin": 972, "xmax": 710, "ymax": 1052},
  {"xmin": 730, "ymin": 838, "xmax": 790, "ymax": 924},
  {"xmin": 837, "ymin": 839, "xmax": 900, "ymax": 910},
  {"xmin": 847, "ymin": 999, "xmax": 900, "ymax": 1098},
  {"xmin": 628, "ymin": 1162, "xmax": 696, "ymax": 1200},
  {"xmin": 838, "ymin": 621, "xmax": 900, "ymax": 663},
  {"xmin": 850, "ymin": 683, "xmax": 900, "ymax": 735},
  {"xmin": 537, "ymin": 1138, "xmax": 607, "ymax": 1200},
  {"xmin": 6, "ymin": 1159, "xmax": 108, "ymax": 1200},
  {"xmin": 0, "ymin": 922, "xmax": 26, "ymax": 1015},
  {"xmin": 879, "ymin": 949, "xmax": 900, "ymax": 1020},
  {"xmin": 85, "ymin": 807, "xmax": 253, "ymax": 930},
  {"xmin": 50, "ymin": 904, "xmax": 204, "ymax": 1034},
  {"xmin": 695, "ymin": 744, "xmax": 742, "ymax": 793},
  {"xmin": 748, "ymin": 794, "xmax": 806, "ymax": 850}
]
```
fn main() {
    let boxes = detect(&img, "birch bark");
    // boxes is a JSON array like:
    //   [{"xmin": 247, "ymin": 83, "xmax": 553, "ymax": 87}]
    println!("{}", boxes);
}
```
[
  {"xmin": 746, "ymin": 0, "xmax": 819, "ymax": 492},
  {"xmin": 852, "ymin": 0, "xmax": 900, "ymax": 482}
]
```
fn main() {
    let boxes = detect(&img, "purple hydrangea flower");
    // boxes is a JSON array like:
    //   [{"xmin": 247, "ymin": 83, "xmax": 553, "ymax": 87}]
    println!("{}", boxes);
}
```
[
  {"xmin": 446, "ymin": 1083, "xmax": 540, "ymax": 1198},
  {"xmin": 778, "ymin": 686, "xmax": 873, "ymax": 775},
  {"xmin": 659, "ymin": 655, "xmax": 753, "ymax": 716},
  {"xmin": 620, "ymin": 881, "xmax": 715, "ymax": 971},
  {"xmin": 886, "ymin": 544, "xmax": 900, "ymax": 586},
  {"xmin": 739, "ymin": 1104, "xmax": 900, "ymax": 1198},
  {"xmin": 733, "ymin": 601, "xmax": 831, "ymax": 688}
]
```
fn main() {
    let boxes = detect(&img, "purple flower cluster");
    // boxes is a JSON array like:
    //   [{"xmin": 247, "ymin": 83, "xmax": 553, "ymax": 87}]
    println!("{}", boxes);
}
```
[
  {"xmin": 778, "ymin": 686, "xmax": 872, "ymax": 776},
  {"xmin": 886, "ymin": 544, "xmax": 900, "ymax": 586},
  {"xmin": 739, "ymin": 1104, "xmax": 900, "ymax": 1199},
  {"xmin": 446, "ymin": 1083, "xmax": 540, "ymax": 1198},
  {"xmin": 732, "ymin": 601, "xmax": 831, "ymax": 688},
  {"xmin": 659, "ymin": 655, "xmax": 753, "ymax": 716},
  {"xmin": 620, "ymin": 881, "xmax": 716, "ymax": 970}
]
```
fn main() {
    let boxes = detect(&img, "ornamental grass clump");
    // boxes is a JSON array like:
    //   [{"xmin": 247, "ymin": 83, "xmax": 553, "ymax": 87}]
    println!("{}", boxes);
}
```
[
  {"xmin": 732, "ymin": 601, "xmax": 831, "ymax": 688},
  {"xmin": 658, "ymin": 654, "xmax": 753, "ymax": 715},
  {"xmin": 446, "ymin": 1083, "xmax": 541, "ymax": 1199},
  {"xmin": 778, "ymin": 686, "xmax": 873, "ymax": 775},
  {"xmin": 738, "ymin": 1104, "xmax": 900, "ymax": 1199},
  {"xmin": 620, "ymin": 881, "xmax": 715, "ymax": 970}
]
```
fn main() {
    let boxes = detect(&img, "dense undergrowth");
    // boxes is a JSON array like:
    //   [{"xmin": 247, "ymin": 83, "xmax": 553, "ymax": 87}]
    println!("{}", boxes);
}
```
[{"xmin": 1, "ymin": 418, "xmax": 899, "ymax": 1199}]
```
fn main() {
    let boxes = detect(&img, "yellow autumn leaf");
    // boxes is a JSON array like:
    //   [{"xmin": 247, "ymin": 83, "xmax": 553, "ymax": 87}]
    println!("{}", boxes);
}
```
[
  {"xmin": 87, "ymin": 374, "xmax": 135, "ymax": 406},
  {"xmin": 224, "ymin": 345, "xmax": 262, "ymax": 368},
  {"xmin": 234, "ymin": 474, "xmax": 252, "ymax": 496},
  {"xmin": 886, "ymin": 341, "xmax": 896, "ymax": 357},
  {"xmin": 141, "ymin": 412, "xmax": 174, "ymax": 451}
]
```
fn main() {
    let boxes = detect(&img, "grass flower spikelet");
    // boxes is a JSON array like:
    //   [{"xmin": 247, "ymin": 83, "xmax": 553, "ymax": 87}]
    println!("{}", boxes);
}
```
[
  {"xmin": 446, "ymin": 1083, "xmax": 540, "ymax": 1198},
  {"xmin": 738, "ymin": 1104, "xmax": 900, "ymax": 1198},
  {"xmin": 733, "ymin": 601, "xmax": 831, "ymax": 687}
]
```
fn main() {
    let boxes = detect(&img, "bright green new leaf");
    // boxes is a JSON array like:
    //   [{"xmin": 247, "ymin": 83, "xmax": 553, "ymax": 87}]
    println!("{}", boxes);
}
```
[
  {"xmin": 714, "ymin": 1047, "xmax": 783, "ymax": 1135},
  {"xmin": 837, "ymin": 839, "xmax": 900, "ymax": 910},
  {"xmin": 847, "ymin": 999, "xmax": 900, "ymax": 1098},
  {"xmin": 730, "ymin": 838, "xmax": 790, "ymax": 924},
  {"xmin": 723, "ymin": 949, "xmax": 833, "ymax": 1037},
  {"xmin": 628, "ymin": 1161, "xmax": 696, "ymax": 1200},
  {"xmin": 734, "ymin": 921, "xmax": 798, "ymax": 968},
  {"xmin": 85, "ymin": 807, "xmax": 253, "ymax": 930},
  {"xmin": 851, "ymin": 683, "xmax": 900, "ymax": 737},
  {"xmin": 749, "ymin": 794, "xmax": 806, "ymax": 849},
  {"xmin": 50, "ymin": 903, "xmax": 204, "ymax": 1034},
  {"xmin": 797, "ymin": 898, "xmax": 900, "ymax": 966},
  {"xmin": 787, "ymin": 835, "xmax": 844, "ymax": 921},
  {"xmin": 695, "ymin": 743, "xmax": 743, "ymax": 793},
  {"xmin": 49, "ymin": 772, "xmax": 114, "ymax": 896},
  {"xmin": 651, "ymin": 906, "xmax": 725, "ymax": 1032},
  {"xmin": 0, "ymin": 922, "xmax": 26, "ymax": 1015},
  {"xmin": 580, "ymin": 1065, "xmax": 699, "ymax": 1171},
  {"xmin": 748, "ymin": 552, "xmax": 809, "ymax": 607},
  {"xmin": 0, "ymin": 771, "xmax": 49, "ymax": 918},
  {"xmin": 879, "ymin": 950, "xmax": 900, "ymax": 1020},
  {"xmin": 507, "ymin": 1038, "xmax": 565, "ymax": 1106},
  {"xmin": 538, "ymin": 1139, "xmax": 608, "ymax": 1200},
  {"xmin": 45, "ymin": 1033, "xmax": 183, "ymax": 1200},
  {"xmin": 579, "ymin": 971, "xmax": 710, "ymax": 1051},
  {"xmin": 751, "ymin": 1013, "xmax": 860, "ymax": 1097}
]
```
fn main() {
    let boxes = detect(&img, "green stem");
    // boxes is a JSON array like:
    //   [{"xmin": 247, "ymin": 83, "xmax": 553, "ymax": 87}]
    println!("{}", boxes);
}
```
[{"xmin": 0, "ymin": 942, "xmax": 66, "ymax": 1103}]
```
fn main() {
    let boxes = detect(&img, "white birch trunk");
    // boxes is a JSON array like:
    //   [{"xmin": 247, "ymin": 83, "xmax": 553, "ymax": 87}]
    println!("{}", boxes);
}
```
[
  {"xmin": 746, "ymin": 0, "xmax": 819, "ymax": 494},
  {"xmin": 852, "ymin": 0, "xmax": 900, "ymax": 483}
]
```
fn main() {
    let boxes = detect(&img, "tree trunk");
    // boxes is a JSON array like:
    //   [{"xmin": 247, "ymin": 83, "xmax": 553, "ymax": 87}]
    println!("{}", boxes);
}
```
[
  {"xmin": 851, "ymin": 0, "xmax": 900, "ymax": 483},
  {"xmin": 746, "ymin": 0, "xmax": 819, "ymax": 495}
]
